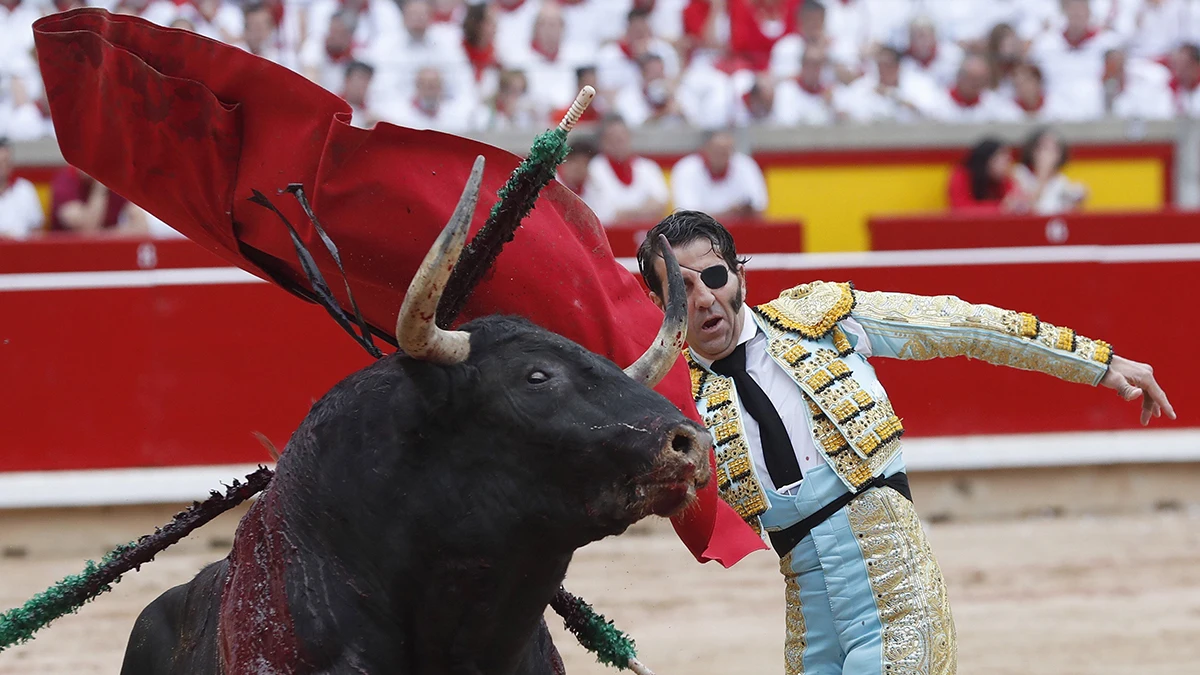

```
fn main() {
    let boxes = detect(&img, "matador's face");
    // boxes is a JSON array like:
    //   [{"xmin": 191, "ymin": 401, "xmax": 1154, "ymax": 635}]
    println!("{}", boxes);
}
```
[{"xmin": 653, "ymin": 238, "xmax": 747, "ymax": 363}]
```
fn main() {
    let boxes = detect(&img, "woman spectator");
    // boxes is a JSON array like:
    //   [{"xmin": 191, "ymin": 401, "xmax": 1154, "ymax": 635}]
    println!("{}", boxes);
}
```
[
  {"xmin": 460, "ymin": 2, "xmax": 501, "ymax": 103},
  {"xmin": 1012, "ymin": 127, "xmax": 1087, "ymax": 215},
  {"xmin": 985, "ymin": 22, "xmax": 1024, "ymax": 96},
  {"xmin": 471, "ymin": 69, "xmax": 540, "ymax": 131},
  {"xmin": 947, "ymin": 137, "xmax": 1029, "ymax": 213}
]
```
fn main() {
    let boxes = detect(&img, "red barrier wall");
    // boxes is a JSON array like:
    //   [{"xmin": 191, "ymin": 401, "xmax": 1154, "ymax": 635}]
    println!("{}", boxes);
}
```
[
  {"xmin": 870, "ymin": 209, "xmax": 1200, "ymax": 250},
  {"xmin": 0, "ymin": 238, "xmax": 1193, "ymax": 473}
]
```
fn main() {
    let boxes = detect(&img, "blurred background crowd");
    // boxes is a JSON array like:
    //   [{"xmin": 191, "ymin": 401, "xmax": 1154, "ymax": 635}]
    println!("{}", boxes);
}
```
[{"xmin": 2, "ymin": 0, "xmax": 1197, "ymax": 238}]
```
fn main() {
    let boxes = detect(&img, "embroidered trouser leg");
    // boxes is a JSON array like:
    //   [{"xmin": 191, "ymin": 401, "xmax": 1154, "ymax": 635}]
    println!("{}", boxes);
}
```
[{"xmin": 767, "ymin": 462, "xmax": 957, "ymax": 674}]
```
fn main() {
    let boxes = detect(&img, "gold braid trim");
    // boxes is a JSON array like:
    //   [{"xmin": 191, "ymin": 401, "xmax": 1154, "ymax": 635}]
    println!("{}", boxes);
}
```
[
  {"xmin": 754, "ymin": 281, "xmax": 855, "ymax": 340},
  {"xmin": 852, "ymin": 290, "xmax": 1115, "ymax": 382}
]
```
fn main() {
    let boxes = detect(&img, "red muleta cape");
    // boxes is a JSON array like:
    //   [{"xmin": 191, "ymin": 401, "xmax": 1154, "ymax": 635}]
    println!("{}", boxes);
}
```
[{"xmin": 32, "ymin": 9, "xmax": 765, "ymax": 567}]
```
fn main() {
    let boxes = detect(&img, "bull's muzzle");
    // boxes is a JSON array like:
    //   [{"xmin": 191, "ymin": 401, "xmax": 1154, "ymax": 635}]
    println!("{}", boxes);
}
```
[{"xmin": 638, "ymin": 422, "xmax": 713, "ymax": 518}]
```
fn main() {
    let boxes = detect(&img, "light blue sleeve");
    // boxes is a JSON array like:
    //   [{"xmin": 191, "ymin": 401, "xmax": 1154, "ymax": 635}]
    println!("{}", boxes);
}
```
[{"xmin": 847, "ymin": 289, "xmax": 1113, "ymax": 386}]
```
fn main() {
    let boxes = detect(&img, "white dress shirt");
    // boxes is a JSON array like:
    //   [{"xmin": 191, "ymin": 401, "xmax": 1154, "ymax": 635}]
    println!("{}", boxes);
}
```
[{"xmin": 691, "ymin": 310, "xmax": 877, "ymax": 495}]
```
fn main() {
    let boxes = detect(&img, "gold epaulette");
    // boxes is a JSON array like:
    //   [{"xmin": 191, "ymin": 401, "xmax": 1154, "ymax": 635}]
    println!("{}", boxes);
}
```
[{"xmin": 753, "ymin": 281, "xmax": 856, "ymax": 340}]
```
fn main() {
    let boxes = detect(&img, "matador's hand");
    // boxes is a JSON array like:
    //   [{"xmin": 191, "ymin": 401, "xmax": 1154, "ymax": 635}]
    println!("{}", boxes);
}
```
[{"xmin": 1099, "ymin": 355, "xmax": 1176, "ymax": 426}]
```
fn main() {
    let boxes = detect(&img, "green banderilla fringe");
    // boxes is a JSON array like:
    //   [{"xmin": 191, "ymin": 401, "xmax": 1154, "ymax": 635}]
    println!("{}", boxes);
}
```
[
  {"xmin": 0, "ymin": 466, "xmax": 274, "ymax": 652},
  {"xmin": 436, "ymin": 127, "xmax": 572, "ymax": 326},
  {"xmin": 550, "ymin": 586, "xmax": 639, "ymax": 670}
]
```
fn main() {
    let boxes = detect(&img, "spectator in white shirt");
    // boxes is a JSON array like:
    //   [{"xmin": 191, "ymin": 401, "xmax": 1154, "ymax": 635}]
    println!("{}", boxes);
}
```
[
  {"xmin": 459, "ymin": 2, "xmax": 502, "ymax": 104},
  {"xmin": 377, "ymin": 65, "xmax": 474, "ymax": 132},
  {"xmin": 928, "ymin": 53, "xmax": 1022, "ymax": 124},
  {"xmin": 985, "ymin": 22, "xmax": 1024, "ymax": 97},
  {"xmin": 104, "ymin": 0, "xmax": 178, "ymax": 27},
  {"xmin": 240, "ymin": 2, "xmax": 297, "ymax": 71},
  {"xmin": 471, "ymin": 68, "xmax": 543, "ymax": 130},
  {"xmin": 596, "ymin": 6, "xmax": 682, "ymax": 95},
  {"xmin": 513, "ymin": 1, "xmax": 593, "ymax": 115},
  {"xmin": 774, "ymin": 42, "xmax": 838, "ymax": 125},
  {"xmin": 175, "ymin": 0, "xmax": 244, "ymax": 43},
  {"xmin": 1011, "ymin": 127, "xmax": 1088, "ymax": 215},
  {"xmin": 1126, "ymin": 0, "xmax": 1187, "ymax": 62},
  {"xmin": 1030, "ymin": 0, "xmax": 1119, "ymax": 113},
  {"xmin": 821, "ymin": 0, "xmax": 873, "ymax": 81},
  {"xmin": 731, "ymin": 72, "xmax": 778, "ymax": 127},
  {"xmin": 1170, "ymin": 42, "xmax": 1200, "ymax": 116},
  {"xmin": 301, "ymin": 9, "xmax": 366, "ymax": 94},
  {"xmin": 584, "ymin": 115, "xmax": 669, "ymax": 225},
  {"xmin": 901, "ymin": 14, "xmax": 962, "ymax": 89},
  {"xmin": 373, "ymin": 0, "xmax": 474, "ymax": 106},
  {"xmin": 0, "ymin": 69, "xmax": 50, "ymax": 141},
  {"xmin": 770, "ymin": 1, "xmax": 824, "ymax": 79},
  {"xmin": 556, "ymin": 135, "xmax": 597, "ymax": 197},
  {"xmin": 836, "ymin": 46, "xmax": 940, "ymax": 124},
  {"xmin": 343, "ymin": 61, "xmax": 382, "ymax": 128},
  {"xmin": 1011, "ymin": 62, "xmax": 1079, "ymax": 122},
  {"xmin": 670, "ymin": 129, "xmax": 767, "ymax": 220},
  {"xmin": 1103, "ymin": 47, "xmax": 1174, "ymax": 120},
  {"xmin": 560, "ymin": 0, "xmax": 632, "ymax": 58},
  {"xmin": 303, "ymin": 0, "xmax": 403, "ymax": 71},
  {"xmin": 614, "ymin": 53, "xmax": 689, "ymax": 127},
  {"xmin": 493, "ymin": 0, "xmax": 541, "ymax": 67},
  {"xmin": 0, "ymin": 137, "xmax": 44, "ymax": 239}
]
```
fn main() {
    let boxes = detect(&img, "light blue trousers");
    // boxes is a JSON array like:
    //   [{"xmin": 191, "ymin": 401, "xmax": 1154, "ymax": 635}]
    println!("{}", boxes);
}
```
[{"xmin": 759, "ymin": 458, "xmax": 957, "ymax": 675}]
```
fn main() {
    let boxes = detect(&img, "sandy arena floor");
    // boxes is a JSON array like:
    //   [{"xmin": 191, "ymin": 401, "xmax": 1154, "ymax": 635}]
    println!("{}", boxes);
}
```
[{"xmin": 1, "ymin": 508, "xmax": 1199, "ymax": 674}]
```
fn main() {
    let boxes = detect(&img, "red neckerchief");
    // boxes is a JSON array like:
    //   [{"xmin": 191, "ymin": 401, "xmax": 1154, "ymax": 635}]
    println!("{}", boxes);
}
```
[
  {"xmin": 619, "ymin": 40, "xmax": 636, "ymax": 60},
  {"xmin": 1169, "ymin": 74, "xmax": 1200, "ymax": 94},
  {"xmin": 267, "ymin": 0, "xmax": 284, "ymax": 26},
  {"xmin": 682, "ymin": 0, "xmax": 711, "ymax": 39},
  {"xmin": 797, "ymin": 76, "xmax": 825, "ymax": 96},
  {"xmin": 704, "ymin": 157, "xmax": 729, "ymax": 181},
  {"xmin": 326, "ymin": 43, "xmax": 352, "ymax": 63},
  {"xmin": 1063, "ymin": 27, "xmax": 1098, "ymax": 50},
  {"xmin": 496, "ymin": 0, "xmax": 525, "ymax": 9},
  {"xmin": 949, "ymin": 86, "xmax": 980, "ymax": 107},
  {"xmin": 531, "ymin": 38, "xmax": 558, "ymax": 62},
  {"xmin": 1016, "ymin": 94, "xmax": 1044, "ymax": 113},
  {"xmin": 463, "ymin": 39, "xmax": 496, "ymax": 80},
  {"xmin": 606, "ymin": 155, "xmax": 635, "ymax": 185},
  {"xmin": 908, "ymin": 44, "xmax": 936, "ymax": 68}
]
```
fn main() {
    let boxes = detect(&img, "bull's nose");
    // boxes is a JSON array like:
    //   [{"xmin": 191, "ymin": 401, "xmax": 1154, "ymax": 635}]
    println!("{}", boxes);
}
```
[{"xmin": 664, "ymin": 424, "xmax": 711, "ymax": 464}]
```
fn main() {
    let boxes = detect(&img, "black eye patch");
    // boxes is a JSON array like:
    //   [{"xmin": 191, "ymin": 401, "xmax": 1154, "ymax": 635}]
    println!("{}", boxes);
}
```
[{"xmin": 699, "ymin": 265, "xmax": 729, "ymax": 290}]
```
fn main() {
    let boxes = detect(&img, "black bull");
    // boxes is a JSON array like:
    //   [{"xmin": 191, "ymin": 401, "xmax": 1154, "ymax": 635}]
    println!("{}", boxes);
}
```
[{"xmin": 118, "ymin": 158, "xmax": 712, "ymax": 674}]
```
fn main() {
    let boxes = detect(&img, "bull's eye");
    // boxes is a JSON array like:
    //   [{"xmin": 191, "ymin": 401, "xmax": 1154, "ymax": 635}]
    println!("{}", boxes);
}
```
[{"xmin": 527, "ymin": 370, "xmax": 551, "ymax": 384}]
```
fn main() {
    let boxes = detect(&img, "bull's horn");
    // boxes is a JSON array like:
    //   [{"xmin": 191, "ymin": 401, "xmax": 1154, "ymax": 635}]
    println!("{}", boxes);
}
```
[
  {"xmin": 624, "ymin": 234, "xmax": 687, "ymax": 387},
  {"xmin": 395, "ymin": 156, "xmax": 485, "ymax": 364}
]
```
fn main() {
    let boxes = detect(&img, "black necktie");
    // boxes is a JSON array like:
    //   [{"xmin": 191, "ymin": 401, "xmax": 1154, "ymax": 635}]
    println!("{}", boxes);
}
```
[{"xmin": 710, "ymin": 342, "xmax": 803, "ymax": 489}]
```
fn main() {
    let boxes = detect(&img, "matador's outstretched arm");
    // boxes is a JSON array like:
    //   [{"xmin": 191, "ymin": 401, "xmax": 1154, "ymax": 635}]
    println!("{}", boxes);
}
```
[{"xmin": 849, "ymin": 290, "xmax": 1175, "ymax": 426}]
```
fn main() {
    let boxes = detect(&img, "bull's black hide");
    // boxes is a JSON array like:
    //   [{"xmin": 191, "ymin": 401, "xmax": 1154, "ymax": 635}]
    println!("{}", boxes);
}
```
[{"xmin": 120, "ymin": 315, "xmax": 708, "ymax": 675}]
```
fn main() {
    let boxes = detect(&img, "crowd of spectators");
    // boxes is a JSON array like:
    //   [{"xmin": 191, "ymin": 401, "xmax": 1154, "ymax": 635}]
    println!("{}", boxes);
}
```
[
  {"xmin": 7, "ymin": 0, "xmax": 1200, "ymax": 141},
  {"xmin": 6, "ymin": 0, "xmax": 1182, "ymax": 235}
]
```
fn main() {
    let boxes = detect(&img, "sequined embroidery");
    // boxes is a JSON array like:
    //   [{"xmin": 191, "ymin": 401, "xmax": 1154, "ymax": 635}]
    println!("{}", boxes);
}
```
[
  {"xmin": 852, "ymin": 289, "xmax": 1114, "ymax": 383},
  {"xmin": 832, "ymin": 325, "xmax": 854, "ymax": 356},
  {"xmin": 781, "ymin": 553, "xmax": 808, "ymax": 675},
  {"xmin": 847, "ymin": 488, "xmax": 957, "ymax": 675},
  {"xmin": 754, "ymin": 282, "xmax": 855, "ymax": 339}
]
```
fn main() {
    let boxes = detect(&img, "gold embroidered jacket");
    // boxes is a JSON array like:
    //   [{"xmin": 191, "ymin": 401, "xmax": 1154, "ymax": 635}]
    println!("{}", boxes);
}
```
[{"xmin": 687, "ymin": 281, "xmax": 1114, "ymax": 535}]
